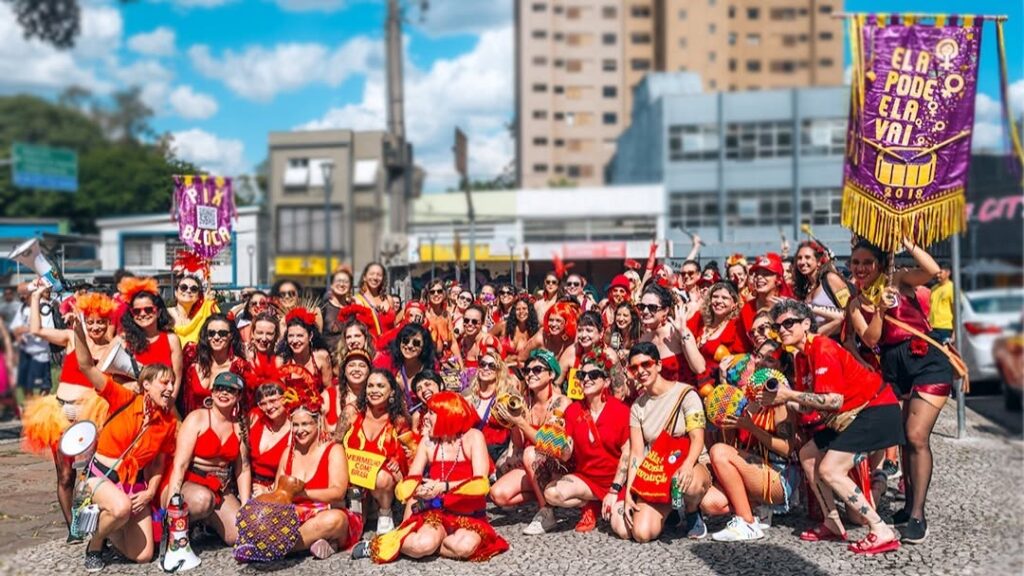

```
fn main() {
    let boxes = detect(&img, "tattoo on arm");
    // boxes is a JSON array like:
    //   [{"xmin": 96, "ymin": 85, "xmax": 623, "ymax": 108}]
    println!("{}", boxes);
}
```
[{"xmin": 795, "ymin": 392, "xmax": 843, "ymax": 411}]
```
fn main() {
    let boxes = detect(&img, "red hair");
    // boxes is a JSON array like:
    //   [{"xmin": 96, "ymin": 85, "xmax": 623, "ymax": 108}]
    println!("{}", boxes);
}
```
[
  {"xmin": 76, "ymin": 292, "xmax": 116, "ymax": 319},
  {"xmin": 544, "ymin": 301, "xmax": 578, "ymax": 341},
  {"xmin": 426, "ymin": 392, "xmax": 479, "ymax": 438}
]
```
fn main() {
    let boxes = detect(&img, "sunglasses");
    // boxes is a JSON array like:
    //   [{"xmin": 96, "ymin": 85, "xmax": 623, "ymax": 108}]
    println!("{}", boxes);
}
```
[
  {"xmin": 579, "ymin": 368, "xmax": 607, "ymax": 382},
  {"xmin": 131, "ymin": 305, "xmax": 157, "ymax": 317},
  {"xmin": 772, "ymin": 317, "xmax": 804, "ymax": 332},
  {"xmin": 499, "ymin": 290, "xmax": 513, "ymax": 296},
  {"xmin": 458, "ymin": 295, "xmax": 472, "ymax": 301},
  {"xmin": 753, "ymin": 324, "xmax": 772, "ymax": 335},
  {"xmin": 682, "ymin": 270, "xmax": 700, "ymax": 277},
  {"xmin": 566, "ymin": 281, "xmax": 581, "ymax": 287},
  {"xmin": 626, "ymin": 358, "xmax": 657, "ymax": 377},
  {"xmin": 279, "ymin": 290, "xmax": 297, "ymax": 298},
  {"xmin": 429, "ymin": 288, "xmax": 445, "ymax": 295},
  {"xmin": 401, "ymin": 337, "xmax": 424, "ymax": 348},
  {"xmin": 464, "ymin": 318, "xmax": 481, "ymax": 325},
  {"xmin": 479, "ymin": 360, "xmax": 498, "ymax": 371},
  {"xmin": 212, "ymin": 385, "xmax": 239, "ymax": 395},
  {"xmin": 177, "ymin": 284, "xmax": 200, "ymax": 294},
  {"xmin": 258, "ymin": 395, "xmax": 282, "ymax": 407},
  {"xmin": 523, "ymin": 365, "xmax": 549, "ymax": 376},
  {"xmin": 545, "ymin": 279, "xmax": 558, "ymax": 285},
  {"xmin": 250, "ymin": 300, "xmax": 268, "ymax": 308},
  {"xmin": 207, "ymin": 329, "xmax": 231, "ymax": 339},
  {"xmin": 637, "ymin": 303, "xmax": 661, "ymax": 314}
]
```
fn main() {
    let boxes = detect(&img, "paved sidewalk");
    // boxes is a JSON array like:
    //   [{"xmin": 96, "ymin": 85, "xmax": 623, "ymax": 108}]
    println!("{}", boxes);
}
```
[{"xmin": 0, "ymin": 403, "xmax": 1020, "ymax": 576}]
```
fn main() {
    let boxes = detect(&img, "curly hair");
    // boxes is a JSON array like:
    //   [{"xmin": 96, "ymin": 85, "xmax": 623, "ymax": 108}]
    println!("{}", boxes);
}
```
[
  {"xmin": 358, "ymin": 368, "xmax": 410, "ymax": 423},
  {"xmin": 505, "ymin": 296, "xmax": 539, "ymax": 340},
  {"xmin": 276, "ymin": 314, "xmax": 330, "ymax": 360},
  {"xmin": 388, "ymin": 323, "xmax": 437, "ymax": 370},
  {"xmin": 700, "ymin": 282, "xmax": 741, "ymax": 327},
  {"xmin": 196, "ymin": 314, "xmax": 245, "ymax": 377},
  {"xmin": 793, "ymin": 241, "xmax": 839, "ymax": 301},
  {"xmin": 467, "ymin": 350, "xmax": 516, "ymax": 400},
  {"xmin": 120, "ymin": 290, "xmax": 175, "ymax": 355}
]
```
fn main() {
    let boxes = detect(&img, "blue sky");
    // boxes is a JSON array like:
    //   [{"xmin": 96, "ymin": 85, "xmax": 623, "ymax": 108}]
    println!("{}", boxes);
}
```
[{"xmin": 0, "ymin": 0, "xmax": 1019, "ymax": 193}]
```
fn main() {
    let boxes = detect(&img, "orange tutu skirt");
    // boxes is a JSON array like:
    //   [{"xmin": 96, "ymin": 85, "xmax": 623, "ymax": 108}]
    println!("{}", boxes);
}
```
[{"xmin": 21, "ymin": 391, "xmax": 108, "ymax": 457}]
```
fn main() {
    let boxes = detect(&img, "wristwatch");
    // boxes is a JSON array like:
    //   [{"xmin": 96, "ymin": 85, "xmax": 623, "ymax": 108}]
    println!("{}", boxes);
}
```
[{"xmin": 609, "ymin": 482, "xmax": 623, "ymax": 494}]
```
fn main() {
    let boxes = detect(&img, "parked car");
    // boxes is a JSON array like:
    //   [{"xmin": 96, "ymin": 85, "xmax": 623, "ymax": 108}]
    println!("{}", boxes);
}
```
[
  {"xmin": 961, "ymin": 288, "xmax": 1024, "ymax": 383},
  {"xmin": 993, "ymin": 320, "xmax": 1023, "ymax": 411}
]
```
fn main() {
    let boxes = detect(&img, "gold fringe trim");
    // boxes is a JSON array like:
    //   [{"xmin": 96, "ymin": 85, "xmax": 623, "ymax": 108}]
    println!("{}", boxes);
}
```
[{"xmin": 841, "ymin": 185, "xmax": 966, "ymax": 252}]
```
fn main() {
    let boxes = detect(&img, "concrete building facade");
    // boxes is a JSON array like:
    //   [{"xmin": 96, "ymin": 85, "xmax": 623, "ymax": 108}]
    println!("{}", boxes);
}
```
[{"xmin": 515, "ymin": 0, "xmax": 844, "ymax": 188}]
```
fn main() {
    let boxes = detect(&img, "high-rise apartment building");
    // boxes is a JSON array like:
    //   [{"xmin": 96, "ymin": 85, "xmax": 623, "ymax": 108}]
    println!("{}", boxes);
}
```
[{"xmin": 516, "ymin": 0, "xmax": 844, "ymax": 188}]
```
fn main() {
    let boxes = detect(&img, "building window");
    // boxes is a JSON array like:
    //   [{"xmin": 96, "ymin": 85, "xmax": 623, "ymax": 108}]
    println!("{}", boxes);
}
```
[
  {"xmin": 668, "ymin": 124, "xmax": 721, "ymax": 161},
  {"xmin": 533, "ymin": 163, "xmax": 549, "ymax": 173},
  {"xmin": 782, "ymin": 35, "xmax": 798, "ymax": 47},
  {"xmin": 554, "ymin": 112, "xmax": 565, "ymax": 121},
  {"xmin": 770, "ymin": 7, "xmax": 797, "ymax": 20},
  {"xmin": 532, "ymin": 110, "xmax": 548, "ymax": 120},
  {"xmin": 567, "ymin": 6, "xmax": 581, "ymax": 19},
  {"xmin": 747, "ymin": 33, "xmax": 761, "ymax": 45},
  {"xmin": 669, "ymin": 192, "xmax": 720, "ymax": 229},
  {"xmin": 728, "ymin": 32, "xmax": 736, "ymax": 45},
  {"xmin": 554, "ymin": 32, "xmax": 564, "ymax": 41},
  {"xmin": 602, "ymin": 112, "xmax": 617, "ymax": 125},
  {"xmin": 728, "ymin": 58, "xmax": 737, "ymax": 72},
  {"xmin": 277, "ymin": 206, "xmax": 342, "ymax": 253},
  {"xmin": 747, "ymin": 7, "xmax": 759, "ymax": 19},
  {"xmin": 631, "ymin": 32, "xmax": 652, "ymax": 44},
  {"xmin": 554, "ymin": 58, "xmax": 565, "ymax": 67},
  {"xmin": 532, "ymin": 56, "xmax": 547, "ymax": 65},
  {"xmin": 708, "ymin": 23, "xmax": 716, "ymax": 34},
  {"xmin": 602, "ymin": 85, "xmax": 617, "ymax": 98},
  {"xmin": 554, "ymin": 85, "xmax": 564, "ymax": 94},
  {"xmin": 631, "ymin": 58, "xmax": 652, "ymax": 71},
  {"xmin": 679, "ymin": 37, "xmax": 688, "ymax": 48},
  {"xmin": 728, "ymin": 5, "xmax": 735, "ymax": 18},
  {"xmin": 725, "ymin": 121, "xmax": 793, "ymax": 160},
  {"xmin": 602, "ymin": 5, "xmax": 616, "ymax": 18},
  {"xmin": 679, "ymin": 9, "xmax": 687, "ymax": 19},
  {"xmin": 746, "ymin": 60, "xmax": 762, "ymax": 72},
  {"xmin": 708, "ymin": 0, "xmax": 715, "ymax": 5},
  {"xmin": 602, "ymin": 33, "xmax": 617, "ymax": 45},
  {"xmin": 533, "ymin": 137, "xmax": 549, "ymax": 146},
  {"xmin": 566, "ymin": 165, "xmax": 595, "ymax": 179},
  {"xmin": 709, "ymin": 51, "xmax": 716, "ymax": 63},
  {"xmin": 531, "ymin": 30, "xmax": 547, "ymax": 39},
  {"xmin": 801, "ymin": 118, "xmax": 846, "ymax": 156},
  {"xmin": 726, "ymin": 189, "xmax": 794, "ymax": 227},
  {"xmin": 632, "ymin": 5, "xmax": 651, "ymax": 17},
  {"xmin": 801, "ymin": 188, "xmax": 843, "ymax": 225},
  {"xmin": 524, "ymin": 216, "xmax": 657, "ymax": 243},
  {"xmin": 554, "ymin": 138, "xmax": 565, "ymax": 147},
  {"xmin": 770, "ymin": 60, "xmax": 796, "ymax": 73},
  {"xmin": 819, "ymin": 4, "xmax": 833, "ymax": 14},
  {"xmin": 602, "ymin": 59, "xmax": 617, "ymax": 71},
  {"xmin": 554, "ymin": 164, "xmax": 565, "ymax": 173},
  {"xmin": 531, "ymin": 2, "xmax": 546, "ymax": 12},
  {"xmin": 566, "ymin": 59, "xmax": 583, "ymax": 72},
  {"xmin": 123, "ymin": 238, "xmax": 153, "ymax": 267},
  {"xmin": 819, "ymin": 31, "xmax": 834, "ymax": 41},
  {"xmin": 819, "ymin": 58, "xmax": 835, "ymax": 67},
  {"xmin": 532, "ymin": 83, "xmax": 547, "ymax": 92}
]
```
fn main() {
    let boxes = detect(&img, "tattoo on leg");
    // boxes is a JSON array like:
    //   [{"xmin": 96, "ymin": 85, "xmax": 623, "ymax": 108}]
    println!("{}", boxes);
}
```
[
  {"xmin": 859, "ymin": 505, "xmax": 870, "ymax": 515},
  {"xmin": 853, "ymin": 452, "xmax": 867, "ymax": 465}
]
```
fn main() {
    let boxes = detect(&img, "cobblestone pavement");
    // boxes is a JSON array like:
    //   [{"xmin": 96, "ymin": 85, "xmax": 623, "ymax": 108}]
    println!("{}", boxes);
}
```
[{"xmin": 0, "ymin": 403, "xmax": 1020, "ymax": 576}]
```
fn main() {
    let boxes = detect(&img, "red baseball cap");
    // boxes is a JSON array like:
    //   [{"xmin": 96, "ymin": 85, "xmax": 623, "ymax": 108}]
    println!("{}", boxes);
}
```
[
  {"xmin": 609, "ymin": 274, "xmax": 630, "ymax": 291},
  {"xmin": 750, "ymin": 253, "xmax": 784, "ymax": 277}
]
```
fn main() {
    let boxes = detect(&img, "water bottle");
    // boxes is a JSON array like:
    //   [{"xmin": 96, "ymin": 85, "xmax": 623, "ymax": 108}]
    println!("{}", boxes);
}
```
[{"xmin": 670, "ymin": 476, "xmax": 684, "ymax": 510}]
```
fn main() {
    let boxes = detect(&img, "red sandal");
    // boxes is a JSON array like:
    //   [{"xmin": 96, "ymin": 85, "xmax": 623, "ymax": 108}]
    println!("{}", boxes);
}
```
[
  {"xmin": 799, "ymin": 523, "xmax": 847, "ymax": 542},
  {"xmin": 848, "ymin": 532, "xmax": 901, "ymax": 555}
]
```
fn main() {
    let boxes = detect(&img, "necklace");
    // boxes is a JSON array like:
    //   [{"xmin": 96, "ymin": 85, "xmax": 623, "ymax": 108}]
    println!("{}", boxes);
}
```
[{"xmin": 436, "ymin": 437, "xmax": 462, "ymax": 484}]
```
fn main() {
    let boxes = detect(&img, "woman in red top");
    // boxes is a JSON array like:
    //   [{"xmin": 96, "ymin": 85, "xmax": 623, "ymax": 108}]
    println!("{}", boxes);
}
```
[
  {"xmin": 118, "ymin": 277, "xmax": 183, "ymax": 397},
  {"xmin": 494, "ymin": 295, "xmax": 540, "ymax": 370},
  {"xmin": 739, "ymin": 253, "xmax": 792, "ymax": 344},
  {"xmin": 763, "ymin": 299, "xmax": 904, "ymax": 555},
  {"xmin": 247, "ymin": 366, "xmax": 291, "ymax": 496},
  {"xmin": 353, "ymin": 262, "xmax": 396, "ymax": 338},
  {"xmin": 323, "ymin": 349, "xmax": 370, "ymax": 434},
  {"xmin": 340, "ymin": 369, "xmax": 410, "ymax": 535},
  {"xmin": 161, "ymin": 371, "xmax": 251, "ymax": 547},
  {"xmin": 637, "ymin": 284, "xmax": 704, "ymax": 384},
  {"xmin": 22, "ymin": 289, "xmax": 118, "ymax": 536},
  {"xmin": 276, "ymin": 308, "xmax": 332, "ymax": 395},
  {"xmin": 234, "ymin": 290, "xmax": 272, "ymax": 344},
  {"xmin": 275, "ymin": 390, "xmax": 360, "ymax": 559},
  {"xmin": 358, "ymin": 392, "xmax": 508, "ymax": 563},
  {"xmin": 245, "ymin": 313, "xmax": 280, "ymax": 372},
  {"xmin": 181, "ymin": 314, "xmax": 250, "ymax": 416},
  {"xmin": 693, "ymin": 282, "xmax": 749, "ymax": 378},
  {"xmin": 72, "ymin": 318, "xmax": 177, "ymax": 571},
  {"xmin": 464, "ymin": 346, "xmax": 518, "ymax": 463},
  {"xmin": 543, "ymin": 352, "xmax": 630, "ymax": 533}
]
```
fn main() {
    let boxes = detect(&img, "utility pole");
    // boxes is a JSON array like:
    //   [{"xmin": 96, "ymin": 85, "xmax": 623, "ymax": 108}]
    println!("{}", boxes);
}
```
[{"xmin": 454, "ymin": 127, "xmax": 476, "ymax": 293}]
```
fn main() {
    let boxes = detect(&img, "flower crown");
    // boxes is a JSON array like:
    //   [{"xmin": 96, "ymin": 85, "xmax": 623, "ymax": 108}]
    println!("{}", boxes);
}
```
[{"xmin": 285, "ymin": 307, "xmax": 317, "ymax": 327}]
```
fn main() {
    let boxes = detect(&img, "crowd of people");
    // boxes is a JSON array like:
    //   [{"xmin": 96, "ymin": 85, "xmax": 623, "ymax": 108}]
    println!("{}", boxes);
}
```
[{"xmin": 0, "ymin": 234, "xmax": 963, "ymax": 570}]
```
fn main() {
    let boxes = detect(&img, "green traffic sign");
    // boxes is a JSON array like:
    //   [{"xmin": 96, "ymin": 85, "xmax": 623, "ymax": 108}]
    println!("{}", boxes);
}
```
[{"xmin": 12, "ymin": 142, "xmax": 78, "ymax": 192}]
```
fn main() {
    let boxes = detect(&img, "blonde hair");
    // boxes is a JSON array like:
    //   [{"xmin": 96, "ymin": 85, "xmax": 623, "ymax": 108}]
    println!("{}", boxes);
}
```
[{"xmin": 467, "ymin": 352, "xmax": 518, "ymax": 399}]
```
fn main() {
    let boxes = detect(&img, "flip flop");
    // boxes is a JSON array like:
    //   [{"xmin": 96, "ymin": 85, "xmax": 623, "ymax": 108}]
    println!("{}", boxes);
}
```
[
  {"xmin": 848, "ymin": 532, "xmax": 901, "ymax": 555},
  {"xmin": 799, "ymin": 523, "xmax": 847, "ymax": 542}
]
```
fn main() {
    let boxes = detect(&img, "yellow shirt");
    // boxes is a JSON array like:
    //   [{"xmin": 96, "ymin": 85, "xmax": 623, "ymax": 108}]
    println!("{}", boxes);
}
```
[{"xmin": 929, "ymin": 281, "xmax": 954, "ymax": 330}]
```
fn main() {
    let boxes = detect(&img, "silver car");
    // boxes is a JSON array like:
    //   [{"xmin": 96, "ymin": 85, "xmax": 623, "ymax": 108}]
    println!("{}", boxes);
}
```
[{"xmin": 961, "ymin": 288, "xmax": 1024, "ymax": 382}]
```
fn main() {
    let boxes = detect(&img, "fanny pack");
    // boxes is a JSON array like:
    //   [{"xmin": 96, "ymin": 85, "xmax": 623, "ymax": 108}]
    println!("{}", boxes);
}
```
[{"xmin": 822, "ymin": 380, "xmax": 887, "ymax": 433}]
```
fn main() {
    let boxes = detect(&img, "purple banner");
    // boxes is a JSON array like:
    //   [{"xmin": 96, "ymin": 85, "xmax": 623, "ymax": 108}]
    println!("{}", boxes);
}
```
[
  {"xmin": 842, "ymin": 16, "xmax": 982, "ymax": 251},
  {"xmin": 173, "ymin": 175, "xmax": 235, "ymax": 259}
]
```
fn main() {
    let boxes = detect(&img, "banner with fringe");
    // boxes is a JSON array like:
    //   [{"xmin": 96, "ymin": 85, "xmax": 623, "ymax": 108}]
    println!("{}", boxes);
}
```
[
  {"xmin": 172, "ymin": 175, "xmax": 235, "ymax": 259},
  {"xmin": 843, "ymin": 14, "xmax": 982, "ymax": 251}
]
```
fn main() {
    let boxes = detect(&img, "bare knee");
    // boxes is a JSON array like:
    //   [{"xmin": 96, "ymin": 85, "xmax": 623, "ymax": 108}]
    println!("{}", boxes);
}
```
[
  {"xmin": 709, "ymin": 442, "xmax": 736, "ymax": 465},
  {"xmin": 489, "ymin": 481, "xmax": 516, "ymax": 507},
  {"xmin": 632, "ymin": 524, "xmax": 660, "ymax": 544},
  {"xmin": 404, "ymin": 533, "xmax": 438, "ymax": 558},
  {"xmin": 107, "ymin": 498, "xmax": 132, "ymax": 524},
  {"xmin": 818, "ymin": 462, "xmax": 846, "ymax": 487},
  {"xmin": 126, "ymin": 545, "xmax": 154, "ymax": 564},
  {"xmin": 543, "ymin": 485, "xmax": 565, "ymax": 507},
  {"xmin": 187, "ymin": 489, "xmax": 215, "ymax": 518}
]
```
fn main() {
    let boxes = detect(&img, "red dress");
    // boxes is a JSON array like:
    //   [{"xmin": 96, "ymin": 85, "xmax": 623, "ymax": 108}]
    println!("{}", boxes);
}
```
[
  {"xmin": 563, "ymin": 398, "xmax": 630, "ymax": 500},
  {"xmin": 134, "ymin": 332, "xmax": 174, "ymax": 368},
  {"xmin": 692, "ymin": 316, "xmax": 749, "ymax": 384}
]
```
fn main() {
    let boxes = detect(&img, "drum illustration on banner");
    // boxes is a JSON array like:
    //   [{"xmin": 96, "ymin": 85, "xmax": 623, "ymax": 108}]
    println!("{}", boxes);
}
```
[{"xmin": 172, "ymin": 175, "xmax": 236, "ymax": 259}]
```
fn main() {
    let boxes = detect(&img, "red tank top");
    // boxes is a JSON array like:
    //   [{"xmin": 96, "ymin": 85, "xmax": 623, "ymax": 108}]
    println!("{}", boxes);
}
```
[
  {"xmin": 193, "ymin": 410, "xmax": 240, "ymax": 462},
  {"xmin": 59, "ymin": 349, "xmax": 96, "ymax": 388},
  {"xmin": 285, "ymin": 442, "xmax": 335, "ymax": 505},
  {"xmin": 325, "ymin": 386, "xmax": 340, "ymax": 427},
  {"xmin": 135, "ymin": 332, "xmax": 173, "ymax": 367},
  {"xmin": 428, "ymin": 442, "xmax": 483, "ymax": 516},
  {"xmin": 880, "ymin": 293, "xmax": 932, "ymax": 347},
  {"xmin": 249, "ymin": 416, "xmax": 289, "ymax": 481}
]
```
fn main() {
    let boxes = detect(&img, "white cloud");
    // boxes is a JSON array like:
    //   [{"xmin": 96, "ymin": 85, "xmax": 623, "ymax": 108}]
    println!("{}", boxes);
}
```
[
  {"xmin": 127, "ymin": 27, "xmax": 176, "ymax": 57},
  {"xmin": 113, "ymin": 59, "xmax": 175, "ymax": 110},
  {"xmin": 273, "ymin": 0, "xmax": 346, "ymax": 11},
  {"xmin": 299, "ymin": 26, "xmax": 513, "ymax": 191},
  {"xmin": 416, "ymin": 0, "xmax": 511, "ymax": 37},
  {"xmin": 972, "ymin": 80, "xmax": 1024, "ymax": 153},
  {"xmin": 169, "ymin": 86, "xmax": 219, "ymax": 119},
  {"xmin": 188, "ymin": 37, "xmax": 380, "ymax": 101},
  {"xmin": 170, "ymin": 128, "xmax": 247, "ymax": 176}
]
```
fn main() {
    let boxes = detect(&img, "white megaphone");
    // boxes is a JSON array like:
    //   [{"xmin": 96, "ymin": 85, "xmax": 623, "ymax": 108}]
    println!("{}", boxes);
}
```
[
  {"xmin": 162, "ymin": 494, "xmax": 201, "ymax": 572},
  {"xmin": 99, "ymin": 340, "xmax": 139, "ymax": 379},
  {"xmin": 59, "ymin": 420, "xmax": 97, "ymax": 460},
  {"xmin": 8, "ymin": 238, "xmax": 64, "ymax": 293}
]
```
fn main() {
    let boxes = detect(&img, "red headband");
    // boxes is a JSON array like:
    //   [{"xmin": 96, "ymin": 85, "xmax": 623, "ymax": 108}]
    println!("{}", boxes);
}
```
[{"xmin": 285, "ymin": 307, "xmax": 317, "ymax": 327}]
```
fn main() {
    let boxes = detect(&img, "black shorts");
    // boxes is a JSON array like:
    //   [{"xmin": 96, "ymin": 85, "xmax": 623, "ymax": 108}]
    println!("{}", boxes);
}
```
[
  {"xmin": 16, "ymin": 351, "xmax": 51, "ymax": 392},
  {"xmin": 813, "ymin": 404, "xmax": 905, "ymax": 454},
  {"xmin": 880, "ymin": 339, "xmax": 953, "ymax": 396}
]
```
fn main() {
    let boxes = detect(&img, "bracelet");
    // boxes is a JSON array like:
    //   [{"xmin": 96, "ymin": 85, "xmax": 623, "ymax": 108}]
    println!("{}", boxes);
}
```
[
  {"xmin": 609, "ymin": 482, "xmax": 623, "ymax": 494},
  {"xmin": 444, "ymin": 481, "xmax": 450, "ymax": 493}
]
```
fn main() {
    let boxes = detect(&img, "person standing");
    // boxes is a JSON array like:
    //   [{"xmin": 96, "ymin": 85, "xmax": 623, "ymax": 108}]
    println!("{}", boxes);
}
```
[
  {"xmin": 10, "ymin": 288, "xmax": 51, "ymax": 398},
  {"xmin": 928, "ymin": 263, "xmax": 954, "ymax": 344}
]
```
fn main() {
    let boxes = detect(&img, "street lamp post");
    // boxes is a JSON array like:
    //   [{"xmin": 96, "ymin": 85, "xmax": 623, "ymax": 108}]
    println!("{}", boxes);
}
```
[
  {"xmin": 246, "ymin": 245, "xmax": 255, "ymax": 286},
  {"xmin": 507, "ymin": 237, "xmax": 516, "ymax": 288},
  {"xmin": 321, "ymin": 160, "xmax": 335, "ymax": 290},
  {"xmin": 429, "ymin": 233, "xmax": 436, "ymax": 282}
]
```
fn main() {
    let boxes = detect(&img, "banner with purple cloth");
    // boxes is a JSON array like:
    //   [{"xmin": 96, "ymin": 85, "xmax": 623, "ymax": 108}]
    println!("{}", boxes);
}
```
[
  {"xmin": 172, "ymin": 175, "xmax": 235, "ymax": 259},
  {"xmin": 842, "ymin": 15, "xmax": 982, "ymax": 251}
]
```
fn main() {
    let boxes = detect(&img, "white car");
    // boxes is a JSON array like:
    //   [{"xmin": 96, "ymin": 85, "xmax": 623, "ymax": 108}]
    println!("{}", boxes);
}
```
[{"xmin": 961, "ymin": 288, "xmax": 1024, "ymax": 383}]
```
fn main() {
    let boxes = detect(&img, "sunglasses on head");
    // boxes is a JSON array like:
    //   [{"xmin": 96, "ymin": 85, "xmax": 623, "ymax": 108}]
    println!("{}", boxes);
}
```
[
  {"xmin": 626, "ymin": 358, "xmax": 657, "ymax": 376},
  {"xmin": 207, "ymin": 329, "xmax": 231, "ymax": 339},
  {"xmin": 478, "ymin": 360, "xmax": 498, "ymax": 371},
  {"xmin": 579, "ymin": 368, "xmax": 607, "ymax": 382},
  {"xmin": 279, "ymin": 290, "xmax": 297, "ymax": 298},
  {"xmin": 772, "ymin": 317, "xmax": 804, "ymax": 332},
  {"xmin": 637, "ymin": 303, "xmax": 661, "ymax": 314},
  {"xmin": 131, "ymin": 305, "xmax": 157, "ymax": 317},
  {"xmin": 177, "ymin": 283, "xmax": 200, "ymax": 294},
  {"xmin": 212, "ymin": 385, "xmax": 239, "ymax": 395},
  {"xmin": 523, "ymin": 365, "xmax": 549, "ymax": 376}
]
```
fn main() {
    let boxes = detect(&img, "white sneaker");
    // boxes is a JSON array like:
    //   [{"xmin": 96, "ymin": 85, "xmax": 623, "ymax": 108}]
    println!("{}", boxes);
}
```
[
  {"xmin": 376, "ymin": 515, "xmax": 395, "ymax": 534},
  {"xmin": 753, "ymin": 505, "xmax": 773, "ymax": 529},
  {"xmin": 522, "ymin": 507, "xmax": 556, "ymax": 535},
  {"xmin": 711, "ymin": 516, "xmax": 765, "ymax": 542}
]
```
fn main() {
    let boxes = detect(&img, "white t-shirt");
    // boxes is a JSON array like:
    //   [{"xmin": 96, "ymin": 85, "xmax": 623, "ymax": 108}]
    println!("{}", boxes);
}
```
[{"xmin": 11, "ymin": 304, "xmax": 52, "ymax": 362}]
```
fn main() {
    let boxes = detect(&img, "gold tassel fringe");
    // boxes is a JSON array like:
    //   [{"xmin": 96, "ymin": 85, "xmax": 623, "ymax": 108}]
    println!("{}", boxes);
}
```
[{"xmin": 841, "ymin": 185, "xmax": 966, "ymax": 252}]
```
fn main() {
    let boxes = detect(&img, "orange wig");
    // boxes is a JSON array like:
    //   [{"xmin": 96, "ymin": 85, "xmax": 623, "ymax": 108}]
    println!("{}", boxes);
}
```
[
  {"xmin": 544, "ymin": 301, "xmax": 578, "ymax": 341},
  {"xmin": 426, "ymin": 392, "xmax": 479, "ymax": 439},
  {"xmin": 76, "ymin": 292, "xmax": 116, "ymax": 319}
]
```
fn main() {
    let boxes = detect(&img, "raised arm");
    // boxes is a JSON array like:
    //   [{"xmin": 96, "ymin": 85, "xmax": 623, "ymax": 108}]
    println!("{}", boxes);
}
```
[
  {"xmin": 896, "ymin": 238, "xmax": 941, "ymax": 288},
  {"xmin": 30, "ymin": 290, "xmax": 71, "ymax": 348}
]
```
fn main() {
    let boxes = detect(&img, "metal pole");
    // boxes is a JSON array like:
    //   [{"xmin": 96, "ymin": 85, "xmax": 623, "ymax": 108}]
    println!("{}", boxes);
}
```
[
  {"xmin": 509, "ymin": 241, "xmax": 516, "ymax": 287},
  {"xmin": 430, "ymin": 235, "xmax": 436, "ymax": 282},
  {"xmin": 324, "ymin": 170, "xmax": 332, "ymax": 289},
  {"xmin": 463, "ymin": 178, "xmax": 477, "ymax": 294},
  {"xmin": 952, "ymin": 233, "xmax": 966, "ymax": 439}
]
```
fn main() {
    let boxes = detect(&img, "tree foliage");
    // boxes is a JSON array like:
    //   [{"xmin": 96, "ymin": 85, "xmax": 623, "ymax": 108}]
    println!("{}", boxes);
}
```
[{"xmin": 0, "ymin": 94, "xmax": 199, "ymax": 233}]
